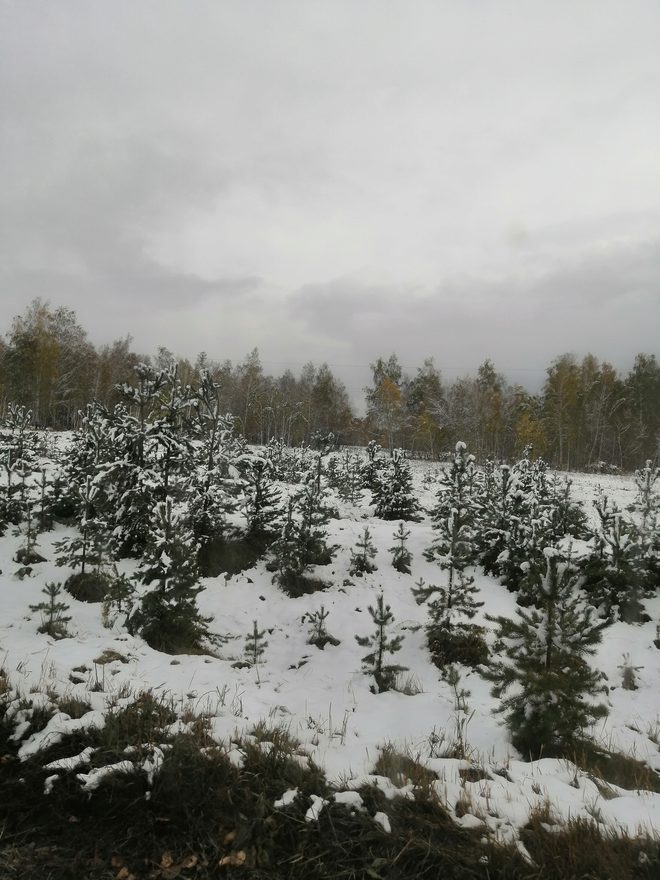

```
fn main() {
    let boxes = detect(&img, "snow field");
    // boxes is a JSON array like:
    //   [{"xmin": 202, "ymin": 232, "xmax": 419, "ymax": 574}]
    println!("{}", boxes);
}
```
[{"xmin": 1, "ymin": 455, "xmax": 660, "ymax": 849}]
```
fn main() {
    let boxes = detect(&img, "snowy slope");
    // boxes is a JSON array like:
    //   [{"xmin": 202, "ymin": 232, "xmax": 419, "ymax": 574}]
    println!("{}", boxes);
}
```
[{"xmin": 1, "ymin": 452, "xmax": 659, "ymax": 848}]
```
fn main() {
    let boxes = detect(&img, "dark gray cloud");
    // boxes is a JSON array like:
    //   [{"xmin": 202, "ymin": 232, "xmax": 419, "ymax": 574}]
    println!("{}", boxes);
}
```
[
  {"xmin": 290, "ymin": 235, "xmax": 660, "ymax": 397},
  {"xmin": 1, "ymin": 1, "xmax": 659, "ymax": 394}
]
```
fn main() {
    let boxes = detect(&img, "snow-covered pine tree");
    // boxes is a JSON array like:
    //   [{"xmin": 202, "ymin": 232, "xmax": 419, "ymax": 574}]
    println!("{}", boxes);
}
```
[
  {"xmin": 475, "ymin": 462, "xmax": 517, "ymax": 577},
  {"xmin": 429, "ymin": 441, "xmax": 476, "ymax": 532},
  {"xmin": 127, "ymin": 497, "xmax": 211, "ymax": 653},
  {"xmin": 324, "ymin": 454, "xmax": 341, "ymax": 490},
  {"xmin": 53, "ymin": 402, "xmax": 113, "ymax": 525},
  {"xmin": 55, "ymin": 476, "xmax": 112, "ymax": 601},
  {"xmin": 349, "ymin": 526, "xmax": 378, "ymax": 576},
  {"xmin": 361, "ymin": 440, "xmax": 384, "ymax": 492},
  {"xmin": 582, "ymin": 494, "xmax": 648, "ymax": 622},
  {"xmin": 147, "ymin": 361, "xmax": 197, "ymax": 500},
  {"xmin": 0, "ymin": 404, "xmax": 37, "ymax": 529},
  {"xmin": 373, "ymin": 448, "xmax": 419, "ymax": 521},
  {"xmin": 476, "ymin": 452, "xmax": 586, "ymax": 598},
  {"xmin": 242, "ymin": 456, "xmax": 283, "ymax": 539},
  {"xmin": 389, "ymin": 522, "xmax": 412, "ymax": 573},
  {"xmin": 304, "ymin": 605, "xmax": 340, "ymax": 649},
  {"xmin": 101, "ymin": 568, "xmax": 134, "ymax": 628},
  {"xmin": 425, "ymin": 442, "xmax": 479, "ymax": 594},
  {"xmin": 265, "ymin": 437, "xmax": 286, "ymax": 480},
  {"xmin": 539, "ymin": 475, "xmax": 589, "ymax": 547},
  {"xmin": 484, "ymin": 547, "xmax": 609, "ymax": 758},
  {"xmin": 270, "ymin": 497, "xmax": 306, "ymax": 593},
  {"xmin": 36, "ymin": 469, "xmax": 53, "ymax": 533},
  {"xmin": 30, "ymin": 582, "xmax": 72, "ymax": 639},
  {"xmin": 243, "ymin": 620, "xmax": 268, "ymax": 680},
  {"xmin": 99, "ymin": 362, "xmax": 191, "ymax": 556},
  {"xmin": 336, "ymin": 451, "xmax": 364, "ymax": 504},
  {"xmin": 420, "ymin": 515, "xmax": 483, "ymax": 627},
  {"xmin": 417, "ymin": 504, "xmax": 486, "ymax": 668},
  {"xmin": 355, "ymin": 593, "xmax": 407, "ymax": 693},
  {"xmin": 187, "ymin": 371, "xmax": 245, "ymax": 549},
  {"xmin": 14, "ymin": 501, "xmax": 45, "ymax": 567},
  {"xmin": 295, "ymin": 460, "xmax": 339, "ymax": 567},
  {"xmin": 631, "ymin": 460, "xmax": 660, "ymax": 536},
  {"xmin": 629, "ymin": 460, "xmax": 660, "ymax": 592}
]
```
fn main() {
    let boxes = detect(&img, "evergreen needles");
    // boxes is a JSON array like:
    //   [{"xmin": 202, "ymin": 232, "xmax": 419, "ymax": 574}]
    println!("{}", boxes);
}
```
[
  {"xmin": 30, "ymin": 582, "xmax": 71, "ymax": 639},
  {"xmin": 484, "ymin": 547, "xmax": 609, "ymax": 758},
  {"xmin": 356, "ymin": 593, "xmax": 407, "ymax": 693}
]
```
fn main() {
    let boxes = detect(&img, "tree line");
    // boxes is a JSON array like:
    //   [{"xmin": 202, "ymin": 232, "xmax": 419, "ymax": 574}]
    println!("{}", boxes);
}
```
[{"xmin": 0, "ymin": 298, "xmax": 658, "ymax": 470}]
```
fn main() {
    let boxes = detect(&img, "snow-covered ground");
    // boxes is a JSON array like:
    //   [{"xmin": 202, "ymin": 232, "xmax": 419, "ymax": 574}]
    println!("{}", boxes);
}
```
[{"xmin": 1, "ymin": 455, "xmax": 659, "ymax": 850}]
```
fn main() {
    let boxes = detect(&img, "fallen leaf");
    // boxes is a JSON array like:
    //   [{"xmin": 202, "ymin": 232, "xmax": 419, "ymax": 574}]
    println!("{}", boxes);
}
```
[
  {"xmin": 160, "ymin": 852, "xmax": 174, "ymax": 869},
  {"xmin": 180, "ymin": 854, "xmax": 198, "ymax": 868},
  {"xmin": 219, "ymin": 850, "xmax": 246, "ymax": 868}
]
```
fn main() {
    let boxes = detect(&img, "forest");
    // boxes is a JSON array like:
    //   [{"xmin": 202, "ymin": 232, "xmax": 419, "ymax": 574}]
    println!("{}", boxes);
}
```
[{"xmin": 1, "ymin": 298, "xmax": 658, "ymax": 471}]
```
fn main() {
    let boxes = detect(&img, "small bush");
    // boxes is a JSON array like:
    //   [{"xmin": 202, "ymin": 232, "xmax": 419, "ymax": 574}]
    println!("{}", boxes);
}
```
[
  {"xmin": 65, "ymin": 571, "xmax": 111, "ymax": 603},
  {"xmin": 373, "ymin": 744, "xmax": 437, "ymax": 791},
  {"xmin": 522, "ymin": 816, "xmax": 660, "ymax": 880},
  {"xmin": 427, "ymin": 623, "xmax": 489, "ymax": 669},
  {"xmin": 197, "ymin": 534, "xmax": 268, "ymax": 577},
  {"xmin": 571, "ymin": 741, "xmax": 660, "ymax": 793},
  {"xmin": 97, "ymin": 692, "xmax": 177, "ymax": 755},
  {"xmin": 277, "ymin": 571, "xmax": 331, "ymax": 598},
  {"xmin": 57, "ymin": 696, "xmax": 92, "ymax": 719}
]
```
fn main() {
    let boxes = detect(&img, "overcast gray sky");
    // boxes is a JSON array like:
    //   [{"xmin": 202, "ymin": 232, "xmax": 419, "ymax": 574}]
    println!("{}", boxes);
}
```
[{"xmin": 1, "ymin": 0, "xmax": 659, "ymax": 402}]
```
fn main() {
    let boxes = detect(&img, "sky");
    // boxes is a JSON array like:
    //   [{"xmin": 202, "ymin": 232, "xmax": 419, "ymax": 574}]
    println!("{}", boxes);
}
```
[{"xmin": 1, "ymin": 0, "xmax": 659, "ymax": 404}]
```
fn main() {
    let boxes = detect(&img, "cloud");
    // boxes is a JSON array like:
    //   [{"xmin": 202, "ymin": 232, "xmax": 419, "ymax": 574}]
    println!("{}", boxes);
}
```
[
  {"xmin": 288, "ymin": 235, "xmax": 660, "ymax": 395},
  {"xmin": 0, "ymin": 1, "xmax": 658, "ymax": 396}
]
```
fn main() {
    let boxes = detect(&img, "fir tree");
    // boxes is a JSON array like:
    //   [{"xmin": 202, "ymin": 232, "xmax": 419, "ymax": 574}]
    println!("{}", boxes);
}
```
[
  {"xmin": 1, "ymin": 403, "xmax": 38, "ymax": 487},
  {"xmin": 373, "ymin": 449, "xmax": 419, "ymax": 521},
  {"xmin": 101, "ymin": 569, "xmax": 134, "ymax": 628},
  {"xmin": 127, "ymin": 498, "xmax": 211, "ymax": 653},
  {"xmin": 629, "ymin": 460, "xmax": 660, "ymax": 591},
  {"xmin": 355, "ymin": 593, "xmax": 407, "ymax": 693},
  {"xmin": 349, "ymin": 527, "xmax": 378, "ymax": 576},
  {"xmin": 476, "ymin": 456, "xmax": 539, "ymax": 591},
  {"xmin": 324, "ymin": 454, "xmax": 341, "ymax": 490},
  {"xmin": 336, "ymin": 452, "xmax": 364, "ymax": 504},
  {"xmin": 484, "ymin": 548, "xmax": 609, "ymax": 758},
  {"xmin": 55, "ymin": 476, "xmax": 109, "ymax": 579},
  {"xmin": 539, "ymin": 475, "xmax": 589, "ymax": 546},
  {"xmin": 187, "ymin": 371, "xmax": 245, "ymax": 547},
  {"xmin": 295, "ymin": 464, "xmax": 339, "ymax": 567},
  {"xmin": 271, "ymin": 497, "xmax": 306, "ymax": 591},
  {"xmin": 270, "ymin": 489, "xmax": 336, "ymax": 595},
  {"xmin": 93, "ymin": 363, "xmax": 196, "ymax": 556},
  {"xmin": 242, "ymin": 456, "xmax": 282, "ymax": 538},
  {"xmin": 361, "ymin": 440, "xmax": 384, "ymax": 492},
  {"xmin": 427, "ymin": 442, "xmax": 476, "ymax": 559},
  {"xmin": 582, "ymin": 494, "xmax": 648, "ymax": 622},
  {"xmin": 186, "ymin": 475, "xmax": 236, "ymax": 549},
  {"xmin": 425, "ymin": 443, "xmax": 483, "ymax": 657},
  {"xmin": 244, "ymin": 620, "xmax": 268, "ymax": 680},
  {"xmin": 476, "ymin": 452, "xmax": 587, "ymax": 597},
  {"xmin": 389, "ymin": 522, "xmax": 412, "ymax": 574},
  {"xmin": 0, "ymin": 404, "xmax": 37, "ymax": 529},
  {"xmin": 14, "ymin": 502, "xmax": 45, "ymax": 566},
  {"xmin": 426, "ymin": 505, "xmax": 477, "ymax": 592},
  {"xmin": 304, "ymin": 605, "xmax": 340, "ymax": 649},
  {"xmin": 415, "ymin": 505, "xmax": 487, "ymax": 671},
  {"xmin": 30, "ymin": 582, "xmax": 72, "ymax": 639},
  {"xmin": 36, "ymin": 470, "xmax": 53, "ymax": 532},
  {"xmin": 265, "ymin": 437, "xmax": 286, "ymax": 480}
]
